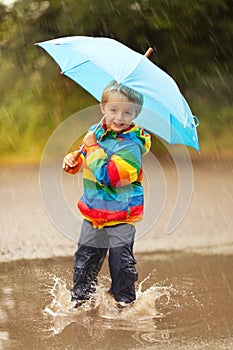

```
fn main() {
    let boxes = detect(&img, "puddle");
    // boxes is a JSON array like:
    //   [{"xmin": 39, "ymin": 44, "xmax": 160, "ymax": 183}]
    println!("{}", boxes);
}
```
[{"xmin": 1, "ymin": 253, "xmax": 233, "ymax": 349}]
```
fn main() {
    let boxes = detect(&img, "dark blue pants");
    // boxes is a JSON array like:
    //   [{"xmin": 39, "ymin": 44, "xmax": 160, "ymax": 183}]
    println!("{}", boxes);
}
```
[{"xmin": 71, "ymin": 220, "xmax": 138, "ymax": 303}]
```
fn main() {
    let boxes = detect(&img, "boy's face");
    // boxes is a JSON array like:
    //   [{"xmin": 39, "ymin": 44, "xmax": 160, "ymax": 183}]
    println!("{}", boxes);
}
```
[{"xmin": 100, "ymin": 92, "xmax": 137, "ymax": 133}]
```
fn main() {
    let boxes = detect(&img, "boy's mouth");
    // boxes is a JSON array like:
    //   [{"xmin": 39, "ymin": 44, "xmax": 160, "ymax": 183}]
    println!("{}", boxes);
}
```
[{"xmin": 113, "ymin": 122, "xmax": 124, "ymax": 127}]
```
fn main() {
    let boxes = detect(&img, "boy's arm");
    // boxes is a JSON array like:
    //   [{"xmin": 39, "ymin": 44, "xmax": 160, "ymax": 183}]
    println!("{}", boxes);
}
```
[
  {"xmin": 86, "ymin": 141, "xmax": 142, "ymax": 187},
  {"xmin": 63, "ymin": 131, "xmax": 97, "ymax": 174}
]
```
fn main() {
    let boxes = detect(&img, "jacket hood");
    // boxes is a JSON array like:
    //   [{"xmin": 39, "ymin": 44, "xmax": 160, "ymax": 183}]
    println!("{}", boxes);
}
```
[{"xmin": 120, "ymin": 123, "xmax": 151, "ymax": 155}]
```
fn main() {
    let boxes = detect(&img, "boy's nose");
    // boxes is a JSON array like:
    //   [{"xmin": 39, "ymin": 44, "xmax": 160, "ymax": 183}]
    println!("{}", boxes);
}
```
[{"xmin": 115, "ymin": 112, "xmax": 124, "ymax": 121}]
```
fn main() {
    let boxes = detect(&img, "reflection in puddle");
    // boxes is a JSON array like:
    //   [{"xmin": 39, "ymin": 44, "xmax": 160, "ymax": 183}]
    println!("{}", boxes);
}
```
[
  {"xmin": 43, "ymin": 272, "xmax": 198, "ymax": 340},
  {"xmin": 1, "ymin": 253, "xmax": 233, "ymax": 350}
]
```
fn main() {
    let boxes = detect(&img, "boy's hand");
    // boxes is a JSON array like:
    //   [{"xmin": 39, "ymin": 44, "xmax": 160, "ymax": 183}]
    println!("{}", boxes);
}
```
[
  {"xmin": 82, "ymin": 132, "xmax": 96, "ymax": 147},
  {"xmin": 62, "ymin": 150, "xmax": 81, "ymax": 172}
]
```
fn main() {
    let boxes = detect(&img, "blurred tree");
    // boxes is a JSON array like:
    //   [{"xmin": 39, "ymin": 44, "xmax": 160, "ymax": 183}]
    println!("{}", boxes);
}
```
[
  {"xmin": 3, "ymin": 0, "xmax": 233, "ymax": 85},
  {"xmin": 0, "ymin": 0, "xmax": 233, "ymax": 160}
]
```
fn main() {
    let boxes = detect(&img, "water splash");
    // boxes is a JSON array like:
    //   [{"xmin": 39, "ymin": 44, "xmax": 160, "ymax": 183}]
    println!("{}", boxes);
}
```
[{"xmin": 43, "ymin": 273, "xmax": 185, "ymax": 335}]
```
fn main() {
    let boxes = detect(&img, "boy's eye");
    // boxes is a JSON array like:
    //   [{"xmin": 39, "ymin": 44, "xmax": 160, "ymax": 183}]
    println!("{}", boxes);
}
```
[
  {"xmin": 124, "ymin": 111, "xmax": 134, "ymax": 118},
  {"xmin": 125, "ymin": 111, "xmax": 133, "ymax": 116},
  {"xmin": 109, "ymin": 108, "xmax": 117, "ymax": 113}
]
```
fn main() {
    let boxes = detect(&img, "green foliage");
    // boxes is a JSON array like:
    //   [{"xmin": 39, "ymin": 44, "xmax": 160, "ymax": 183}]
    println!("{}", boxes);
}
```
[{"xmin": 0, "ymin": 0, "xmax": 233, "ymax": 162}]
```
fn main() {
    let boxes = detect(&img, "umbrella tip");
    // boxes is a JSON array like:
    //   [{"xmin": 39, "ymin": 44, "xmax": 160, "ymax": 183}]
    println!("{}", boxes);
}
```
[{"xmin": 145, "ymin": 47, "xmax": 153, "ymax": 58}]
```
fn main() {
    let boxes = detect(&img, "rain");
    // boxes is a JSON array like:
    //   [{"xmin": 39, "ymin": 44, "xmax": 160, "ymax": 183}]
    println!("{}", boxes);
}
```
[{"xmin": 0, "ymin": 0, "xmax": 233, "ymax": 349}]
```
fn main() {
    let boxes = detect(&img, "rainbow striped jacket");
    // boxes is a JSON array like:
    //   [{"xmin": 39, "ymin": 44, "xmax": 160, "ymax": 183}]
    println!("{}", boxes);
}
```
[{"xmin": 69, "ymin": 121, "xmax": 151, "ymax": 228}]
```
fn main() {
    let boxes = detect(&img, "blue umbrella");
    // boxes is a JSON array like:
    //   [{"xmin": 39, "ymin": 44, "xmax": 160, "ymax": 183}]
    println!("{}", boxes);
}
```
[{"xmin": 36, "ymin": 36, "xmax": 200, "ymax": 151}]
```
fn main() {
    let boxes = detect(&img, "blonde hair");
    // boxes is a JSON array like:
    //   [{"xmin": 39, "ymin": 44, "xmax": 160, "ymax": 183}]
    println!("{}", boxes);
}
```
[{"xmin": 101, "ymin": 80, "xmax": 143, "ymax": 115}]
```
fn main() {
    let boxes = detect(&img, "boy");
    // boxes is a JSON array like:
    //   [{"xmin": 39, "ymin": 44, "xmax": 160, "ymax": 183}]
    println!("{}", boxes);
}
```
[{"xmin": 63, "ymin": 80, "xmax": 151, "ymax": 308}]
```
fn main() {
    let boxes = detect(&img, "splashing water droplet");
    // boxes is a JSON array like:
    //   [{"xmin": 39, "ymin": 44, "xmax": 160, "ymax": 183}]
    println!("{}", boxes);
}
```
[{"xmin": 44, "ymin": 273, "xmax": 179, "ymax": 335}]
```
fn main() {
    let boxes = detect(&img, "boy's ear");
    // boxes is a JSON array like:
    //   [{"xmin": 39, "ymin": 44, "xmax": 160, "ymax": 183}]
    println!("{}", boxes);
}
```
[{"xmin": 99, "ymin": 103, "xmax": 105, "ymax": 114}]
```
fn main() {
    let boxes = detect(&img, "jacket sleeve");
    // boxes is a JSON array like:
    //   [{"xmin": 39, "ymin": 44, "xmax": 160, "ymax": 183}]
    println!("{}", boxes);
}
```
[{"xmin": 85, "ymin": 142, "xmax": 142, "ymax": 187}]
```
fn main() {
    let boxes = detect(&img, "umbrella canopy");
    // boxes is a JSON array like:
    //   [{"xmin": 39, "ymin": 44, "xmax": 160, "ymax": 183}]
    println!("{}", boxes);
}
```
[{"xmin": 36, "ymin": 36, "xmax": 200, "ymax": 151}]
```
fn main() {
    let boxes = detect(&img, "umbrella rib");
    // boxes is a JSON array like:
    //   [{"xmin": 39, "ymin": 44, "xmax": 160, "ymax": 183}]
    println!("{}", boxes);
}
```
[
  {"xmin": 61, "ymin": 60, "xmax": 90, "ymax": 74},
  {"xmin": 121, "ymin": 55, "xmax": 146, "ymax": 84}
]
